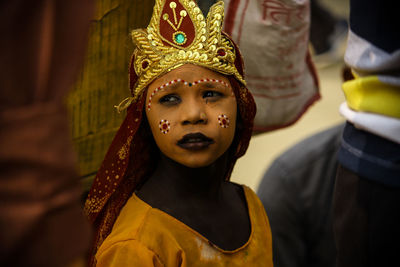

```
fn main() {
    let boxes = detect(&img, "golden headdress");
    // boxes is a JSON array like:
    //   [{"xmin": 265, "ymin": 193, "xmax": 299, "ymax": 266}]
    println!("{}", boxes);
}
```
[{"xmin": 116, "ymin": 0, "xmax": 245, "ymax": 111}]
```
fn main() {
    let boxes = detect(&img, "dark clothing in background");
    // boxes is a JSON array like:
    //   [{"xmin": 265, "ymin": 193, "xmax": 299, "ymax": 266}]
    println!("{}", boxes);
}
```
[
  {"xmin": 258, "ymin": 124, "xmax": 344, "ymax": 267},
  {"xmin": 0, "ymin": 1, "xmax": 94, "ymax": 266},
  {"xmin": 309, "ymin": 0, "xmax": 337, "ymax": 54},
  {"xmin": 334, "ymin": 165, "xmax": 400, "ymax": 267},
  {"xmin": 339, "ymin": 122, "xmax": 400, "ymax": 186},
  {"xmin": 197, "ymin": 0, "xmax": 217, "ymax": 16},
  {"xmin": 349, "ymin": 0, "xmax": 399, "ymax": 54}
]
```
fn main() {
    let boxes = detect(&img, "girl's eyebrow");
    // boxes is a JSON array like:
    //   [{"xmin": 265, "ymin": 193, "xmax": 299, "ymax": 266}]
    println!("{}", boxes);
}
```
[
  {"xmin": 155, "ymin": 79, "xmax": 182, "ymax": 93},
  {"xmin": 165, "ymin": 82, "xmax": 180, "ymax": 91},
  {"xmin": 203, "ymin": 82, "xmax": 216, "ymax": 88},
  {"xmin": 147, "ymin": 80, "xmax": 182, "ymax": 111}
]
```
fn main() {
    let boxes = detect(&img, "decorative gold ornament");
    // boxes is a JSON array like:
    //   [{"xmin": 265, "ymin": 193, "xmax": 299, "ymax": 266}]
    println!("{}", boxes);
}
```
[{"xmin": 115, "ymin": 0, "xmax": 246, "ymax": 112}]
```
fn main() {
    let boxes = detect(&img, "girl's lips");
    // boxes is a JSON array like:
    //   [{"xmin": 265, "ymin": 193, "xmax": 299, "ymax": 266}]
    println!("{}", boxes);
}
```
[{"xmin": 177, "ymin": 132, "xmax": 215, "ymax": 151}]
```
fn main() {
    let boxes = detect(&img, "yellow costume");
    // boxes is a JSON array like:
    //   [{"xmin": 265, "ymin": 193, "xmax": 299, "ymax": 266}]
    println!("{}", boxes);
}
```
[{"xmin": 96, "ymin": 185, "xmax": 273, "ymax": 266}]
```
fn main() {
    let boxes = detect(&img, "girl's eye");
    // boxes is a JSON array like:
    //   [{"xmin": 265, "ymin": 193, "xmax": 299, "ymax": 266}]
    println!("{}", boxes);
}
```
[
  {"xmin": 159, "ymin": 94, "xmax": 181, "ymax": 105},
  {"xmin": 203, "ymin": 90, "xmax": 223, "ymax": 99}
]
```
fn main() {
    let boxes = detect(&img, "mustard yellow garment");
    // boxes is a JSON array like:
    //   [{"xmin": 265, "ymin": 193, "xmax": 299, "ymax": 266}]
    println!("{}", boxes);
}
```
[{"xmin": 96, "ymin": 185, "xmax": 273, "ymax": 266}]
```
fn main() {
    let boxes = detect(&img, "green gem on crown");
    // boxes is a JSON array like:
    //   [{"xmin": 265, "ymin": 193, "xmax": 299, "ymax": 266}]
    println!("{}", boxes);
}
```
[{"xmin": 174, "ymin": 33, "xmax": 186, "ymax": 44}]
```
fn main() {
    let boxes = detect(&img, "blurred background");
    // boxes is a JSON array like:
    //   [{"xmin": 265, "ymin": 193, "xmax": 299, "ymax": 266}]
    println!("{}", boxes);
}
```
[
  {"xmin": 231, "ymin": 0, "xmax": 349, "ymax": 190},
  {"xmin": 232, "ymin": 63, "xmax": 346, "ymax": 190}
]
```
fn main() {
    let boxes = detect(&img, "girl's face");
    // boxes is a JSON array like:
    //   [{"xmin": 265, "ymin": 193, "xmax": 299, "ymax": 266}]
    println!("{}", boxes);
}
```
[{"xmin": 145, "ymin": 64, "xmax": 237, "ymax": 168}]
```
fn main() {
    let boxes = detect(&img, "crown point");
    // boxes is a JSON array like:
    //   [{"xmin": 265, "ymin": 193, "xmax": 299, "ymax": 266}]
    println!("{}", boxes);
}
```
[{"xmin": 169, "ymin": 2, "xmax": 177, "ymax": 8}]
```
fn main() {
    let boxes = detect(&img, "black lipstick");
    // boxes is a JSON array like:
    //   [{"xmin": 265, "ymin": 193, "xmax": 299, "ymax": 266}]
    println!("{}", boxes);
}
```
[{"xmin": 177, "ymin": 132, "xmax": 215, "ymax": 151}]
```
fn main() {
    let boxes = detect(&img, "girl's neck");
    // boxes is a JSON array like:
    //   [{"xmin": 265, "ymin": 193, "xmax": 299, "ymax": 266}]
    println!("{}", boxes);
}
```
[
  {"xmin": 140, "ymin": 152, "xmax": 230, "ymax": 202},
  {"xmin": 136, "ymin": 151, "xmax": 251, "ymax": 252}
]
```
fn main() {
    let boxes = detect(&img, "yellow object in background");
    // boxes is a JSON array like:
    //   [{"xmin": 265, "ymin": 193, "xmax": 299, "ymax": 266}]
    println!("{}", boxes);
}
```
[{"xmin": 342, "ymin": 75, "xmax": 400, "ymax": 118}]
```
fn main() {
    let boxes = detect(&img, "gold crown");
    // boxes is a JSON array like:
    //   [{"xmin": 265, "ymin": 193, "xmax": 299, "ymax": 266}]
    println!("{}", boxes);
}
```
[{"xmin": 116, "ymin": 0, "xmax": 245, "ymax": 112}]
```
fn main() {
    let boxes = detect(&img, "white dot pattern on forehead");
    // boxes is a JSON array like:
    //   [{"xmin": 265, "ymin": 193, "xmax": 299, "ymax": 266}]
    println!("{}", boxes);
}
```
[{"xmin": 147, "ymin": 78, "xmax": 229, "ymax": 110}]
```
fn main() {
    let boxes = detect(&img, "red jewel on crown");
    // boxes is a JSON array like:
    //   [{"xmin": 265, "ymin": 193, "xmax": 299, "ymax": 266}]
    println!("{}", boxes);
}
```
[
  {"xmin": 142, "ymin": 60, "xmax": 149, "ymax": 70},
  {"xmin": 217, "ymin": 48, "xmax": 226, "ymax": 57}
]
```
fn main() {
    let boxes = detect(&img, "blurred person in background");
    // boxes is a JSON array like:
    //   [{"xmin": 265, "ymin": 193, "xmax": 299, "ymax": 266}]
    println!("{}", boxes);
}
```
[
  {"xmin": 256, "ymin": 66, "xmax": 353, "ymax": 267},
  {"xmin": 258, "ymin": 0, "xmax": 400, "ymax": 266},
  {"xmin": 257, "ymin": 123, "xmax": 344, "ymax": 267},
  {"xmin": 257, "ymin": 70, "xmax": 354, "ymax": 267},
  {"xmin": 334, "ymin": 0, "xmax": 400, "ymax": 266},
  {"xmin": 0, "ymin": 1, "xmax": 94, "ymax": 266}
]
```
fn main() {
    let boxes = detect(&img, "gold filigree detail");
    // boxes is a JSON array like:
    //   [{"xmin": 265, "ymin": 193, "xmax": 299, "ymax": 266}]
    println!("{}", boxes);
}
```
[{"xmin": 117, "ymin": 0, "xmax": 245, "ymax": 110}]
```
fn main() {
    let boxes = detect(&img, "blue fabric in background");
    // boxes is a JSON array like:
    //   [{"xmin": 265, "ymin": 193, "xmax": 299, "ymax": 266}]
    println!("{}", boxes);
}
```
[{"xmin": 338, "ymin": 122, "xmax": 400, "ymax": 187}]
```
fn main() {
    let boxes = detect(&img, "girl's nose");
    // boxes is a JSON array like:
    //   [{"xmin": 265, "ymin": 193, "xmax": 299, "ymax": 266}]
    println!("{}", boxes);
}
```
[{"xmin": 180, "ymin": 100, "xmax": 208, "ymax": 125}]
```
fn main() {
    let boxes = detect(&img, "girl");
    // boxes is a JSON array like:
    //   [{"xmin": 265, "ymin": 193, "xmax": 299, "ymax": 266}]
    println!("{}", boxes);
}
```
[{"xmin": 85, "ymin": 0, "xmax": 273, "ymax": 266}]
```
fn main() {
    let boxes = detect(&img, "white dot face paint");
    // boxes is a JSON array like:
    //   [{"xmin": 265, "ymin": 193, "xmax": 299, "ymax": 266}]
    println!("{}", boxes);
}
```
[
  {"xmin": 218, "ymin": 114, "xmax": 230, "ymax": 128},
  {"xmin": 159, "ymin": 119, "xmax": 171, "ymax": 134},
  {"xmin": 147, "ymin": 78, "xmax": 229, "ymax": 111}
]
